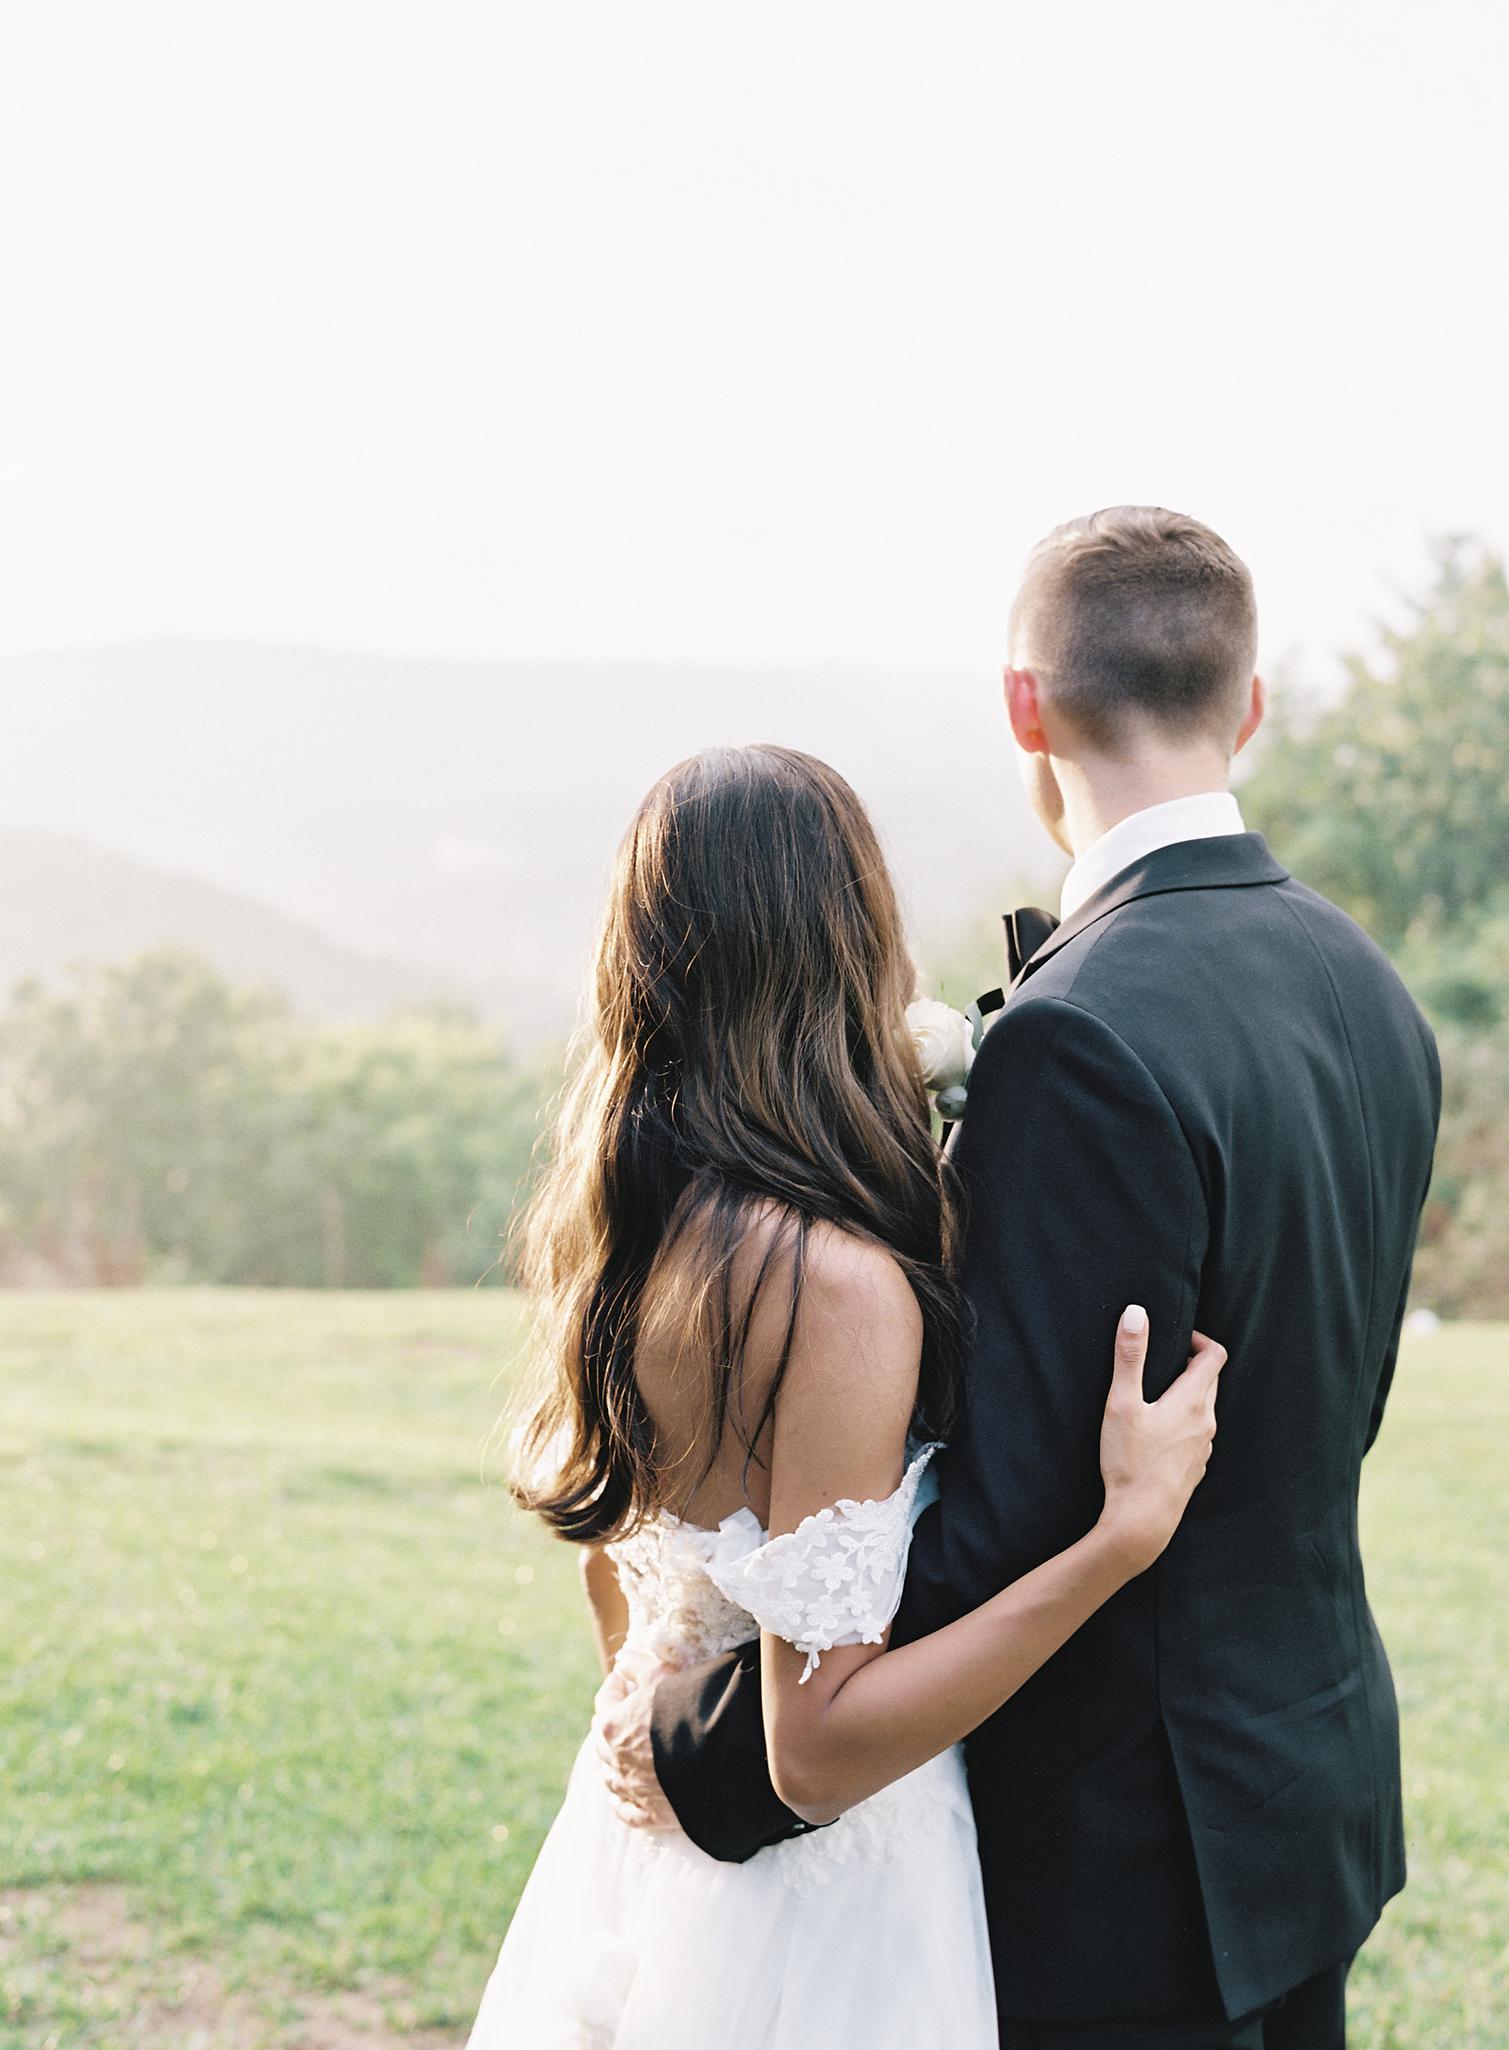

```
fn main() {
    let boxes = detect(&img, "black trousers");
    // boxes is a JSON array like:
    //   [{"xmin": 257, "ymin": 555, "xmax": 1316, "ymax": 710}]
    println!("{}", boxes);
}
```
[{"xmin": 1000, "ymin": 1959, "xmax": 1350, "ymax": 2050}]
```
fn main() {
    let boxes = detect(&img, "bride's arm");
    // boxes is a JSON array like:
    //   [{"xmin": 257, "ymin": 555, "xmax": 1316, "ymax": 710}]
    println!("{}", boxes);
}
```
[
  {"xmin": 756, "ymin": 1231, "xmax": 1223, "ymax": 1824},
  {"xmin": 579, "ymin": 1545, "xmax": 630, "ymax": 1676}
]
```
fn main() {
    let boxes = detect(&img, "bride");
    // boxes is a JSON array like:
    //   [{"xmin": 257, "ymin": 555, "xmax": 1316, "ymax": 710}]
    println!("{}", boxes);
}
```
[{"xmin": 467, "ymin": 744, "xmax": 1225, "ymax": 2050}]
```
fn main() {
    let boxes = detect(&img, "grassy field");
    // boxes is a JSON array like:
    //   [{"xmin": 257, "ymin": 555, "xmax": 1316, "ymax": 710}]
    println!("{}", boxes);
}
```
[{"xmin": 1, "ymin": 1293, "xmax": 1504, "ymax": 2048}]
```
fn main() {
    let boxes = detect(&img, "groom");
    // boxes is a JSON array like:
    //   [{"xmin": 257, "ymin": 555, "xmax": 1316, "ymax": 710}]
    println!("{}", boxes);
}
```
[{"xmin": 598, "ymin": 507, "xmax": 1441, "ymax": 2047}]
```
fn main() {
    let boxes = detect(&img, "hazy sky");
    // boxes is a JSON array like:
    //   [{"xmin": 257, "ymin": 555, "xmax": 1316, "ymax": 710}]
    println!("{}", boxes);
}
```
[{"xmin": 3, "ymin": 1, "xmax": 1506, "ymax": 673}]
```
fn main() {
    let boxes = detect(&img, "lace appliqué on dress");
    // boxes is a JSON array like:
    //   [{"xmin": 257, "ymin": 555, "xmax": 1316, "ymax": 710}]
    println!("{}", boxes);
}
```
[
  {"xmin": 605, "ymin": 1515, "xmax": 761, "ymax": 1670},
  {"xmin": 766, "ymin": 1748, "xmax": 967, "ymax": 1896},
  {"xmin": 704, "ymin": 1442, "xmax": 941, "ymax": 1683}
]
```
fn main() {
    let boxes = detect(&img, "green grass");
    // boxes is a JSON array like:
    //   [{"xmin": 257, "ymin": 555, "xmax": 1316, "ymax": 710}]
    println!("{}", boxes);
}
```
[
  {"xmin": 0, "ymin": 1294, "xmax": 1504, "ymax": 2047},
  {"xmin": 0, "ymin": 1291, "xmax": 595, "ymax": 2048},
  {"xmin": 1350, "ymin": 1320, "xmax": 1509, "ymax": 2047}
]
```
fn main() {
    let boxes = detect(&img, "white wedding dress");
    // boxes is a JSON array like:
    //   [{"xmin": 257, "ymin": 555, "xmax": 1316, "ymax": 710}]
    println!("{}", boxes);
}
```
[{"xmin": 466, "ymin": 1444, "xmax": 997, "ymax": 2049}]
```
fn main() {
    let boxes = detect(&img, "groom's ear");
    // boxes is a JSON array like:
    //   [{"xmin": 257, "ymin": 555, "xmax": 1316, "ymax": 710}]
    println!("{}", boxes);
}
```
[
  {"xmin": 1004, "ymin": 666, "xmax": 1051, "ymax": 755},
  {"xmin": 1232, "ymin": 673, "xmax": 1266, "ymax": 756}
]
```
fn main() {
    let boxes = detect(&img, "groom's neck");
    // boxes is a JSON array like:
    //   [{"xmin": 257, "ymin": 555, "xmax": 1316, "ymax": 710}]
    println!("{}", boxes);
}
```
[{"xmin": 1057, "ymin": 745, "xmax": 1233, "ymax": 859}]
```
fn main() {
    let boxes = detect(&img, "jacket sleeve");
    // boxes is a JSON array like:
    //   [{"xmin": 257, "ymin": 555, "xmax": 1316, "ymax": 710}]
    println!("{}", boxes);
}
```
[
  {"xmin": 650, "ymin": 1641, "xmax": 812, "ymax": 1862},
  {"xmin": 895, "ymin": 993, "xmax": 1207, "ymax": 1642},
  {"xmin": 651, "ymin": 990, "xmax": 1208, "ymax": 1857}
]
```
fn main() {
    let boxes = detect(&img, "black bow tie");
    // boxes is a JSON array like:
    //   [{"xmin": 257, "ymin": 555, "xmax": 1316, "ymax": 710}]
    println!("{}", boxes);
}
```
[
  {"xmin": 963, "ymin": 907, "xmax": 1060, "ymax": 1041},
  {"xmin": 1003, "ymin": 905, "xmax": 1061, "ymax": 985}
]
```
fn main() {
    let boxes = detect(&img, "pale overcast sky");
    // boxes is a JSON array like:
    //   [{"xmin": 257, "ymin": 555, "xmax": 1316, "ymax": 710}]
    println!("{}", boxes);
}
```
[{"xmin": 2, "ymin": 0, "xmax": 1505, "ymax": 673}]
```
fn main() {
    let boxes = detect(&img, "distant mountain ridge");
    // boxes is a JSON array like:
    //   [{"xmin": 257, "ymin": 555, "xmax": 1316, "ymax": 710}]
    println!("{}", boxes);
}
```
[
  {"xmin": 0, "ymin": 830, "xmax": 477, "ymax": 1019},
  {"xmin": 3, "ymin": 641, "xmax": 1063, "ymax": 1035}
]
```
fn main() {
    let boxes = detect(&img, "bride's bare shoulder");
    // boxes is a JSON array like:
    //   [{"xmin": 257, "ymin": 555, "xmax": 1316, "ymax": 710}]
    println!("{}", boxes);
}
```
[
  {"xmin": 733, "ymin": 1210, "xmax": 924, "ymax": 1429},
  {"xmin": 639, "ymin": 1201, "xmax": 922, "ymax": 1520},
  {"xmin": 797, "ymin": 1219, "xmax": 922, "ymax": 1343},
  {"xmin": 760, "ymin": 1219, "xmax": 924, "ymax": 1529},
  {"xmin": 721, "ymin": 1202, "xmax": 919, "ymax": 1339}
]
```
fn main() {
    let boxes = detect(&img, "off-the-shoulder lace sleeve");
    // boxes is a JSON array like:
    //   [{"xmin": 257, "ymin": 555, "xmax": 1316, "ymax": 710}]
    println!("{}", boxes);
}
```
[{"xmin": 705, "ymin": 1442, "xmax": 942, "ymax": 1683}]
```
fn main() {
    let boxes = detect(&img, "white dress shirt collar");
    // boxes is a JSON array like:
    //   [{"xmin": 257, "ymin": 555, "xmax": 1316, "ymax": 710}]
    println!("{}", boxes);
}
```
[{"xmin": 1060, "ymin": 791, "xmax": 1246, "ymax": 922}]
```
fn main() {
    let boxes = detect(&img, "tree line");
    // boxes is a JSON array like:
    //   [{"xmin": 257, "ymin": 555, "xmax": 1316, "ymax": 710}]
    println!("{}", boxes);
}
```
[
  {"xmin": 1242, "ymin": 538, "xmax": 1509, "ymax": 1317},
  {"xmin": 0, "ymin": 950, "xmax": 548, "ymax": 1286}
]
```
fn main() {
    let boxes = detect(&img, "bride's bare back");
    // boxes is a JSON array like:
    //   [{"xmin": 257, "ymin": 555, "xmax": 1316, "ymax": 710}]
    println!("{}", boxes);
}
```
[{"xmin": 631, "ymin": 1213, "xmax": 808, "ymax": 1532}]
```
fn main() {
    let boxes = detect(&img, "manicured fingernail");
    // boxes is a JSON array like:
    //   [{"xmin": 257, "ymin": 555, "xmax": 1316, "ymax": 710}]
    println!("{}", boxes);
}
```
[{"xmin": 1121, "ymin": 1304, "xmax": 1147, "ymax": 1334}]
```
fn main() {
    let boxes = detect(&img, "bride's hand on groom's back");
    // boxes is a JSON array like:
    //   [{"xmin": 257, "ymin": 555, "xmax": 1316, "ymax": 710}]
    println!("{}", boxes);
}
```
[{"xmin": 1096, "ymin": 1307, "xmax": 1226, "ymax": 1576}]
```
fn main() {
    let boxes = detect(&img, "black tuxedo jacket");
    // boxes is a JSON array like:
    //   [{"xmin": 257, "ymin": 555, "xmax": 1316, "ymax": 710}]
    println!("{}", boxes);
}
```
[{"xmin": 649, "ymin": 835, "xmax": 1441, "ymax": 2026}]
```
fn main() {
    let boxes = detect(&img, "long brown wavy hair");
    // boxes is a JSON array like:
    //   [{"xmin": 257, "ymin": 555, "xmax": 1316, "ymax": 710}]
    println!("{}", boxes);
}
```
[{"xmin": 511, "ymin": 744, "xmax": 965, "ymax": 1544}]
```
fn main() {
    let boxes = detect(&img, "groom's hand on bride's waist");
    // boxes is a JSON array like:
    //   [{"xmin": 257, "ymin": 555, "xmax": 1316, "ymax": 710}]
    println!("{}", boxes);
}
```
[{"xmin": 592, "ymin": 1648, "xmax": 678, "ymax": 1831}]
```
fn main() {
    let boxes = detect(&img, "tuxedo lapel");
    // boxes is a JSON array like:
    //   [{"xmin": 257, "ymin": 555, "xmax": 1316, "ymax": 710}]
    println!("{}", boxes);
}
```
[{"xmin": 1018, "ymin": 832, "xmax": 1289, "ymax": 983}]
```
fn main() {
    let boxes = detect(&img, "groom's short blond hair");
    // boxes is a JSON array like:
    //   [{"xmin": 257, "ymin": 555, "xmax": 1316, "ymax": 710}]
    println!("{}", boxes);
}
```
[{"xmin": 1011, "ymin": 506, "xmax": 1258, "ymax": 749}]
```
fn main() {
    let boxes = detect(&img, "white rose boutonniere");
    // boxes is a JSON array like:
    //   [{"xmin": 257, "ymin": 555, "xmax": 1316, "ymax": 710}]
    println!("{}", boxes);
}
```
[{"xmin": 905, "ymin": 997, "xmax": 982, "ymax": 1125}]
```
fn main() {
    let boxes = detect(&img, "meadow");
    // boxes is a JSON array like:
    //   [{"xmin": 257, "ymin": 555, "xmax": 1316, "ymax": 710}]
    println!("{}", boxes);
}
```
[{"xmin": 1, "ymin": 1292, "xmax": 1504, "ymax": 2048}]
